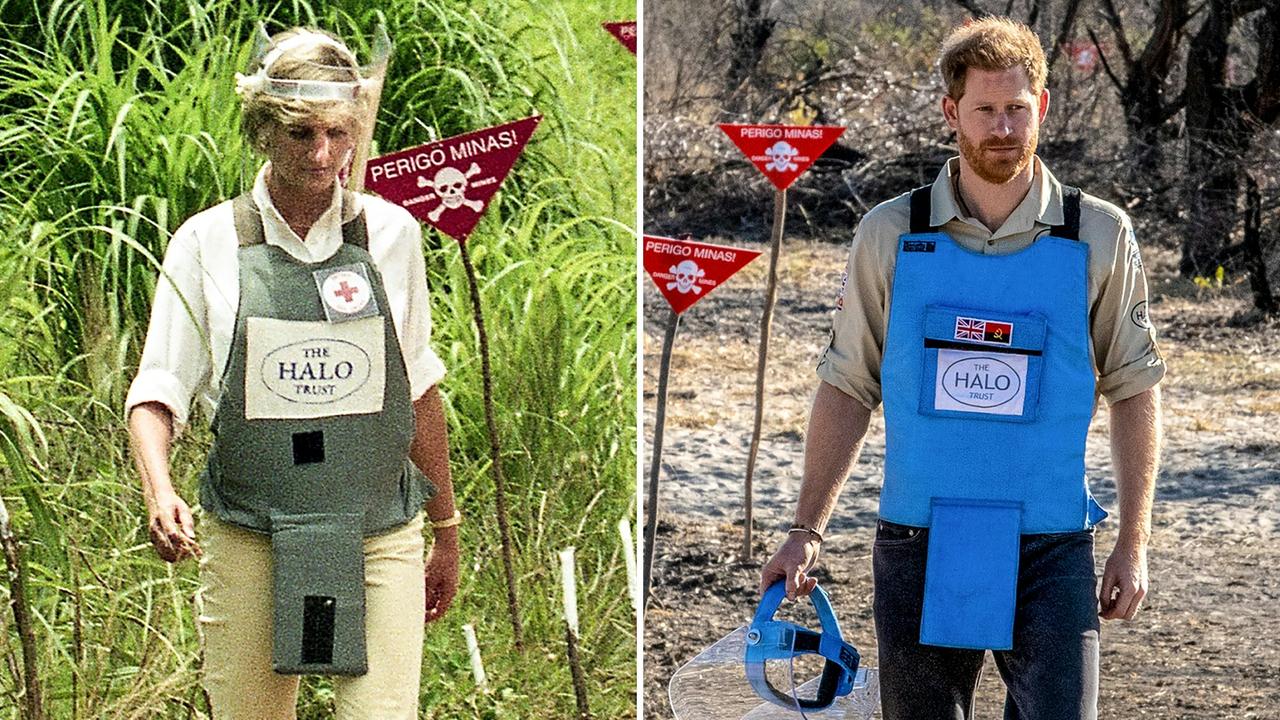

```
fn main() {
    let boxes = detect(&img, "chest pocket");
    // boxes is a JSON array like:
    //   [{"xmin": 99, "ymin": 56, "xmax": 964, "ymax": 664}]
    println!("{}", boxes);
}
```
[{"xmin": 918, "ymin": 305, "xmax": 1045, "ymax": 423}]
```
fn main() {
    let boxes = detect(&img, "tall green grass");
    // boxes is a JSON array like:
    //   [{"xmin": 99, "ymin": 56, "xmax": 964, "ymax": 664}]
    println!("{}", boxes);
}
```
[{"xmin": 0, "ymin": 0, "xmax": 637, "ymax": 717}]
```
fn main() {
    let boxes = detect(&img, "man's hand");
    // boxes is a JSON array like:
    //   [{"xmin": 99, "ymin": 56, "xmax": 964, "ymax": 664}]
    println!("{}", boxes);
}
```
[
  {"xmin": 1102, "ymin": 386, "xmax": 1160, "ymax": 620},
  {"xmin": 759, "ymin": 534, "xmax": 822, "ymax": 600},
  {"xmin": 146, "ymin": 490, "xmax": 200, "ymax": 563},
  {"xmin": 1098, "ymin": 538, "xmax": 1147, "ymax": 620},
  {"xmin": 423, "ymin": 527, "xmax": 459, "ymax": 624}
]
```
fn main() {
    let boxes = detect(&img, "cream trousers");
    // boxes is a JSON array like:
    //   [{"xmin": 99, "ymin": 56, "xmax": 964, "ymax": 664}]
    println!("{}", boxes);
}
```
[{"xmin": 196, "ymin": 511, "xmax": 426, "ymax": 719}]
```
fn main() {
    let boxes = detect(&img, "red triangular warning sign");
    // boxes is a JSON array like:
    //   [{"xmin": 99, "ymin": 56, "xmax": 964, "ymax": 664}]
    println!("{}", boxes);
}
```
[
  {"xmin": 603, "ymin": 21, "xmax": 636, "ymax": 54},
  {"xmin": 718, "ymin": 124, "xmax": 845, "ymax": 191},
  {"xmin": 644, "ymin": 235, "xmax": 762, "ymax": 314},
  {"xmin": 364, "ymin": 115, "xmax": 542, "ymax": 243}
]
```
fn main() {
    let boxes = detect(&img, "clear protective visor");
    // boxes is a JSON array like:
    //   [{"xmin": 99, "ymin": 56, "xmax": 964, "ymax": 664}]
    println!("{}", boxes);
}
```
[
  {"xmin": 668, "ymin": 627, "xmax": 879, "ymax": 720},
  {"xmin": 238, "ymin": 24, "xmax": 391, "ymax": 101},
  {"xmin": 238, "ymin": 24, "xmax": 392, "ymax": 190}
]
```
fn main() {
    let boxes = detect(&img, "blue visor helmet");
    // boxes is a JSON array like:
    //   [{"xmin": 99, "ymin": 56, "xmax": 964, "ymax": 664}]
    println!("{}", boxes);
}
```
[{"xmin": 745, "ymin": 581, "xmax": 861, "ymax": 711}]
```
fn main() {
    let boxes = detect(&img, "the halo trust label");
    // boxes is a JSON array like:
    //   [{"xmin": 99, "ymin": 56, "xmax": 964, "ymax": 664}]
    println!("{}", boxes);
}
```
[
  {"xmin": 244, "ymin": 316, "xmax": 385, "ymax": 419},
  {"xmin": 933, "ymin": 349, "xmax": 1027, "ymax": 416}
]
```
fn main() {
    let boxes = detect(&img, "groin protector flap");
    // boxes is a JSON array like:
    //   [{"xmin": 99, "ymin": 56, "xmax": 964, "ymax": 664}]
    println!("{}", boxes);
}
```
[
  {"xmin": 919, "ymin": 498, "xmax": 1022, "ymax": 650},
  {"xmin": 271, "ymin": 512, "xmax": 368, "ymax": 675},
  {"xmin": 668, "ymin": 627, "xmax": 879, "ymax": 720}
]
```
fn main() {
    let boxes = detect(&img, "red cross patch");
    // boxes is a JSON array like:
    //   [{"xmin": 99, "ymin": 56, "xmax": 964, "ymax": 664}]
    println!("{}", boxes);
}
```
[{"xmin": 321, "ymin": 270, "xmax": 371, "ymax": 315}]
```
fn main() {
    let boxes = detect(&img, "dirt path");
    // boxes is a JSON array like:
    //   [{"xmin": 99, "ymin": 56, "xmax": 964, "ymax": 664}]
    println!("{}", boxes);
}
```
[{"xmin": 642, "ymin": 238, "xmax": 1280, "ymax": 719}]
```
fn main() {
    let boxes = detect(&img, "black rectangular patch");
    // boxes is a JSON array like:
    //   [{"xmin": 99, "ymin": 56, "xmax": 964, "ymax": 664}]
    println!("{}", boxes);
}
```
[
  {"xmin": 903, "ymin": 240, "xmax": 936, "ymax": 253},
  {"xmin": 292, "ymin": 431, "xmax": 325, "ymax": 465},
  {"xmin": 301, "ymin": 595, "xmax": 336, "ymax": 664}
]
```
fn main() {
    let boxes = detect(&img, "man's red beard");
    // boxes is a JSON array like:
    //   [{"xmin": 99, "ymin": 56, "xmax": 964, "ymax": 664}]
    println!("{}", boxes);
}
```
[{"xmin": 957, "ymin": 124, "xmax": 1037, "ymax": 185}]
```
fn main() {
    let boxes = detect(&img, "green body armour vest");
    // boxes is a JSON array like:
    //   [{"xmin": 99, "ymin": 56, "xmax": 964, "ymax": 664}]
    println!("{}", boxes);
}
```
[{"xmin": 200, "ymin": 192, "xmax": 434, "ymax": 676}]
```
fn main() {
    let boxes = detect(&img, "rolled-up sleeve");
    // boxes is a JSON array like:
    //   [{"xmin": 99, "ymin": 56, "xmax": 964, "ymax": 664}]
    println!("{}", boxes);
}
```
[
  {"xmin": 124, "ymin": 224, "xmax": 212, "ymax": 429},
  {"xmin": 816, "ymin": 204, "xmax": 897, "ymax": 410},
  {"xmin": 1091, "ymin": 215, "xmax": 1166, "ymax": 402}
]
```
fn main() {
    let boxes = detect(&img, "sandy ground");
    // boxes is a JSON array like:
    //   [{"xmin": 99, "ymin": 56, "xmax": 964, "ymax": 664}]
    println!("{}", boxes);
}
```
[{"xmin": 642, "ymin": 238, "xmax": 1280, "ymax": 719}]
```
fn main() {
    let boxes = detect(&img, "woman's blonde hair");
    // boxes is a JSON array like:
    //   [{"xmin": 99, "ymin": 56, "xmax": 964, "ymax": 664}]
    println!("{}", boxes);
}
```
[
  {"xmin": 938, "ymin": 17, "xmax": 1047, "ymax": 100},
  {"xmin": 238, "ymin": 28, "xmax": 370, "ymax": 152}
]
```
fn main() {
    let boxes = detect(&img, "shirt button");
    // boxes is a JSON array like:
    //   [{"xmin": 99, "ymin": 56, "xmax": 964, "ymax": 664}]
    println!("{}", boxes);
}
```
[{"xmin": 987, "ymin": 239, "xmax": 995, "ymax": 245}]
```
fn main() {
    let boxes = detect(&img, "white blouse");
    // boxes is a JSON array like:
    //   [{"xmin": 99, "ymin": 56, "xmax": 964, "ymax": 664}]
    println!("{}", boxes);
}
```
[{"xmin": 124, "ymin": 163, "xmax": 447, "ymax": 431}]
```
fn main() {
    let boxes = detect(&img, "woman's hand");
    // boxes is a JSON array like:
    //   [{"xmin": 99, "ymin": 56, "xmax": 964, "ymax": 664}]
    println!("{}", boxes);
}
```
[
  {"xmin": 146, "ymin": 490, "xmax": 201, "ymax": 563},
  {"xmin": 423, "ymin": 527, "xmax": 459, "ymax": 624},
  {"xmin": 129, "ymin": 402, "xmax": 200, "ymax": 563}
]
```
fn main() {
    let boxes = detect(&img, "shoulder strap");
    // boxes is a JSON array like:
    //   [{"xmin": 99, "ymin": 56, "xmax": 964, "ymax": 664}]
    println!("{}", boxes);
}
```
[
  {"xmin": 232, "ymin": 193, "xmax": 266, "ymax": 247},
  {"xmin": 339, "ymin": 190, "xmax": 369, "ymax": 251},
  {"xmin": 909, "ymin": 185, "xmax": 933, "ymax": 234},
  {"xmin": 1049, "ymin": 185, "xmax": 1081, "ymax": 241}
]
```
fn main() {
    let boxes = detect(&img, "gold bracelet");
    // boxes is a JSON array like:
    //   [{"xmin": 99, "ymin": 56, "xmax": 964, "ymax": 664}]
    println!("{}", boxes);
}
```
[{"xmin": 430, "ymin": 510, "xmax": 462, "ymax": 529}]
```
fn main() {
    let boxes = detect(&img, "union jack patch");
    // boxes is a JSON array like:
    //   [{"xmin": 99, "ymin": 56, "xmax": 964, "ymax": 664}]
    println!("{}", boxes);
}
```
[{"xmin": 954, "ymin": 316, "xmax": 1013, "ymax": 345}]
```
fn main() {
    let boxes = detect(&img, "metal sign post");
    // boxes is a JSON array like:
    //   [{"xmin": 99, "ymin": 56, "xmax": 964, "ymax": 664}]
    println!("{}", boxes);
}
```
[
  {"xmin": 718, "ymin": 124, "xmax": 845, "ymax": 561},
  {"xmin": 642, "ymin": 235, "xmax": 762, "ymax": 603},
  {"xmin": 367, "ymin": 116, "xmax": 542, "ymax": 650}
]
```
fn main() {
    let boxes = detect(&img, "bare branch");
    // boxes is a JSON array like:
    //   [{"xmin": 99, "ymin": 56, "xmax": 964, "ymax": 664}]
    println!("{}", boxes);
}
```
[
  {"xmin": 1136, "ymin": 0, "xmax": 1191, "ymax": 81},
  {"xmin": 949, "ymin": 0, "xmax": 988, "ymax": 19},
  {"xmin": 1099, "ymin": 0, "xmax": 1136, "ymax": 69},
  {"xmin": 1230, "ymin": 0, "xmax": 1270, "ymax": 19},
  {"xmin": 1243, "ymin": 4, "xmax": 1280, "ymax": 123},
  {"xmin": 1157, "ymin": 91, "xmax": 1188, "ymax": 124},
  {"xmin": 1088, "ymin": 26, "xmax": 1127, "ymax": 94},
  {"xmin": 1046, "ymin": 0, "xmax": 1084, "ymax": 75}
]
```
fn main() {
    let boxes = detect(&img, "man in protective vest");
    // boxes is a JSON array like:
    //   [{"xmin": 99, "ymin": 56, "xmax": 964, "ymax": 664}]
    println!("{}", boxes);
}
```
[{"xmin": 760, "ymin": 17, "xmax": 1165, "ymax": 720}]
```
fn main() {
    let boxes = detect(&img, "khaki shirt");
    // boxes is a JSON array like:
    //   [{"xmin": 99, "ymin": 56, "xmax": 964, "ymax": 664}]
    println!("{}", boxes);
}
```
[{"xmin": 817, "ymin": 156, "xmax": 1166, "ymax": 409}]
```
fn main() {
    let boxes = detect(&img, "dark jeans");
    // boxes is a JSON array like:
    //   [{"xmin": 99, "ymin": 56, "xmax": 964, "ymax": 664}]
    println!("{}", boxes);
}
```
[{"xmin": 872, "ymin": 519, "xmax": 1100, "ymax": 720}]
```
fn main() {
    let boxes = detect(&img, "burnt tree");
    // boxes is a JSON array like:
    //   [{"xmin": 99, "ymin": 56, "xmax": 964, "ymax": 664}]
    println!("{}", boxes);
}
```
[
  {"xmin": 1243, "ymin": 175, "xmax": 1277, "ymax": 314},
  {"xmin": 723, "ymin": 0, "xmax": 777, "ymax": 116},
  {"xmin": 1091, "ymin": 0, "xmax": 1192, "ymax": 175},
  {"xmin": 1182, "ymin": 0, "xmax": 1280, "ymax": 277}
]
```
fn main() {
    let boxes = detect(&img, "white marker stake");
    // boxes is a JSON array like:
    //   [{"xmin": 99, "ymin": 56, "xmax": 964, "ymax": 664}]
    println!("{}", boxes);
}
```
[
  {"xmin": 560, "ymin": 546, "xmax": 591, "ymax": 719},
  {"xmin": 618, "ymin": 517, "xmax": 639, "ymax": 615},
  {"xmin": 560, "ymin": 547, "xmax": 580, "ymax": 636},
  {"xmin": 462, "ymin": 624, "xmax": 487, "ymax": 690}
]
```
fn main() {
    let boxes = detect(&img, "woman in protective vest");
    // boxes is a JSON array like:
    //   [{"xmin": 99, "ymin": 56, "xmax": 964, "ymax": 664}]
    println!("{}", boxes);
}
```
[{"xmin": 125, "ymin": 25, "xmax": 460, "ymax": 719}]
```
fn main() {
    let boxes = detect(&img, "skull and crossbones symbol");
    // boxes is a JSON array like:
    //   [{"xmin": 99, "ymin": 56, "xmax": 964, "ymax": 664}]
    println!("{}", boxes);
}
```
[
  {"xmin": 764, "ymin": 141, "xmax": 799, "ymax": 173},
  {"xmin": 667, "ymin": 259, "xmax": 705, "ymax": 294},
  {"xmin": 417, "ymin": 162, "xmax": 484, "ymax": 222}
]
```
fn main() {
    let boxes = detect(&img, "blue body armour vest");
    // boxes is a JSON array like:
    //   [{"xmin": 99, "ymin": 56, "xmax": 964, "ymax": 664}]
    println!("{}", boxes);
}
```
[{"xmin": 879, "ymin": 185, "xmax": 1106, "ymax": 534}]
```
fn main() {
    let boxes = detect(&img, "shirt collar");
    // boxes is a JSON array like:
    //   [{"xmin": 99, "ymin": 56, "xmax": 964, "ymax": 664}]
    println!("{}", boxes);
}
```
[
  {"xmin": 250, "ymin": 162, "xmax": 346, "ymax": 263},
  {"xmin": 929, "ymin": 156, "xmax": 1064, "ymax": 238}
]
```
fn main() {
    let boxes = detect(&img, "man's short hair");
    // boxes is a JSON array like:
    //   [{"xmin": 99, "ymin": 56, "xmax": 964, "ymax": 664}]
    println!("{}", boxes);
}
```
[{"xmin": 938, "ymin": 17, "xmax": 1047, "ymax": 100}]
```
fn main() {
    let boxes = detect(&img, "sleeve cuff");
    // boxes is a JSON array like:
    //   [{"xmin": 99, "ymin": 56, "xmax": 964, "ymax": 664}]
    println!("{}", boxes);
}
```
[
  {"xmin": 124, "ymin": 368, "xmax": 193, "ymax": 429},
  {"xmin": 816, "ymin": 358, "xmax": 881, "ymax": 411},
  {"xmin": 408, "ymin": 347, "xmax": 448, "ymax": 400},
  {"xmin": 1098, "ymin": 353, "xmax": 1167, "ymax": 403}
]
